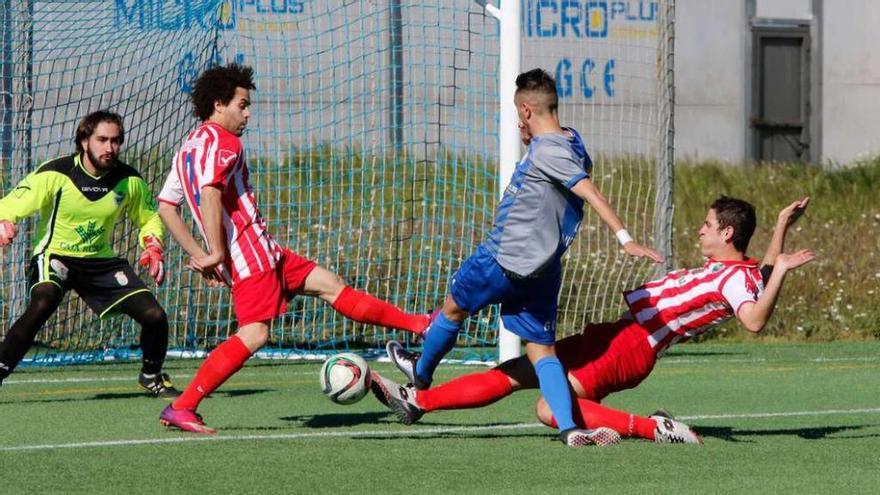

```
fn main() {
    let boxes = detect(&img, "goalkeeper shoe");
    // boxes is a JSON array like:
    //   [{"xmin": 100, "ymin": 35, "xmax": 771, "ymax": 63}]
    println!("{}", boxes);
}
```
[
  {"xmin": 651, "ymin": 415, "xmax": 703, "ymax": 444},
  {"xmin": 139, "ymin": 372, "xmax": 182, "ymax": 399},
  {"xmin": 371, "ymin": 372, "xmax": 424, "ymax": 425},
  {"xmin": 558, "ymin": 427, "xmax": 621, "ymax": 447},
  {"xmin": 159, "ymin": 405, "xmax": 217, "ymax": 434},
  {"xmin": 386, "ymin": 340, "xmax": 429, "ymax": 390}
]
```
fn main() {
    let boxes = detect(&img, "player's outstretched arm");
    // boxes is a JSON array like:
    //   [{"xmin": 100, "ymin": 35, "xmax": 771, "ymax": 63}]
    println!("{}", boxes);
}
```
[
  {"xmin": 0, "ymin": 169, "xmax": 58, "ymax": 245},
  {"xmin": 570, "ymin": 178, "xmax": 663, "ymax": 263},
  {"xmin": 738, "ymin": 248, "xmax": 816, "ymax": 333},
  {"xmin": 761, "ymin": 197, "xmax": 809, "ymax": 272}
]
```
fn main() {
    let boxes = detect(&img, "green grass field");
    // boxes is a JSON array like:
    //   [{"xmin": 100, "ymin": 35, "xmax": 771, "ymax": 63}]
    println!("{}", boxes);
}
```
[{"xmin": 2, "ymin": 342, "xmax": 878, "ymax": 494}]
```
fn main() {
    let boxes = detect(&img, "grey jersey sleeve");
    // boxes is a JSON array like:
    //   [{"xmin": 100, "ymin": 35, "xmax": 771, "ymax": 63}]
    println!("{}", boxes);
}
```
[{"xmin": 531, "ymin": 140, "xmax": 590, "ymax": 188}]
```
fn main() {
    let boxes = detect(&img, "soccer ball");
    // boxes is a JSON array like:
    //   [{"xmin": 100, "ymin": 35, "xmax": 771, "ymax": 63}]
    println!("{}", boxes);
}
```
[{"xmin": 319, "ymin": 353, "xmax": 371, "ymax": 405}]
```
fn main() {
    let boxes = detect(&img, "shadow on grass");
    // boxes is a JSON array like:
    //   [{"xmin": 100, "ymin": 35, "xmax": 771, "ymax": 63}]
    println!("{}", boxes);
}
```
[
  {"xmin": 91, "ymin": 388, "xmax": 272, "ymax": 401},
  {"xmin": 283, "ymin": 412, "xmax": 392, "ymax": 428},
  {"xmin": 697, "ymin": 424, "xmax": 878, "ymax": 442},
  {"xmin": 220, "ymin": 412, "xmax": 395, "ymax": 431},
  {"xmin": 275, "ymin": 412, "xmax": 527, "ymax": 430},
  {"xmin": 0, "ymin": 388, "xmax": 273, "ymax": 405}
]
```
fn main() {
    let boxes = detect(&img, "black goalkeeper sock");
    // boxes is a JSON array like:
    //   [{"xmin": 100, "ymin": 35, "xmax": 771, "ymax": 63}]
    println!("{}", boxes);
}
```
[
  {"xmin": 0, "ymin": 283, "xmax": 64, "ymax": 376},
  {"xmin": 117, "ymin": 292, "xmax": 170, "ymax": 375}
]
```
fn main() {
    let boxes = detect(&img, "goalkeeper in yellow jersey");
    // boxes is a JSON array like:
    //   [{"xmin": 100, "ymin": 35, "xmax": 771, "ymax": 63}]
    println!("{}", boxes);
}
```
[{"xmin": 0, "ymin": 111, "xmax": 180, "ymax": 398}]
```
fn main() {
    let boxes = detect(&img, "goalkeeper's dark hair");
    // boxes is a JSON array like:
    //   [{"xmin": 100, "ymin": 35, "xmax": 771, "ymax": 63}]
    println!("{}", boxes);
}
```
[
  {"xmin": 711, "ymin": 196, "xmax": 756, "ymax": 253},
  {"xmin": 75, "ymin": 111, "xmax": 124, "ymax": 152},
  {"xmin": 515, "ymin": 68, "xmax": 558, "ymax": 113},
  {"xmin": 191, "ymin": 63, "xmax": 256, "ymax": 121}
]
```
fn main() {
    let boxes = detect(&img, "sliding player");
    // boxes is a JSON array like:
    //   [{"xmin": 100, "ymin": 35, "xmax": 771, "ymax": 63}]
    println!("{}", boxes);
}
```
[
  {"xmin": 374, "ymin": 197, "xmax": 813, "ymax": 444},
  {"xmin": 156, "ymin": 63, "xmax": 429, "ymax": 433},
  {"xmin": 0, "ymin": 111, "xmax": 179, "ymax": 397}
]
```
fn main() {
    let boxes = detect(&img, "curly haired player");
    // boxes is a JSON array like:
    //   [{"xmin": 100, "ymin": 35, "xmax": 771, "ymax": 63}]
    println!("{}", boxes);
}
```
[
  {"xmin": 156, "ymin": 63, "xmax": 429, "ymax": 433},
  {"xmin": 374, "ymin": 197, "xmax": 813, "ymax": 445}
]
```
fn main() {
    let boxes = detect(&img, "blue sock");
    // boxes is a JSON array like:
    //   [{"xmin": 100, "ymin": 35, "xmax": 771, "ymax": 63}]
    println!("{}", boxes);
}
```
[
  {"xmin": 415, "ymin": 313, "xmax": 461, "ymax": 385},
  {"xmin": 535, "ymin": 356, "xmax": 576, "ymax": 432}
]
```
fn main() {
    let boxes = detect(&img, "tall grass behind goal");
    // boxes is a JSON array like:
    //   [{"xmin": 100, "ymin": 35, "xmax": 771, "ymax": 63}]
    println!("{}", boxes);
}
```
[{"xmin": 0, "ymin": 1, "xmax": 674, "ymax": 365}]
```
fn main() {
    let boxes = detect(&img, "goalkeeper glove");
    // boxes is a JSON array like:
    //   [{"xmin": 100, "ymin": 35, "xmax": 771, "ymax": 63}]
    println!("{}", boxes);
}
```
[
  {"xmin": 0, "ymin": 220, "xmax": 16, "ymax": 246},
  {"xmin": 138, "ymin": 235, "xmax": 165, "ymax": 285}
]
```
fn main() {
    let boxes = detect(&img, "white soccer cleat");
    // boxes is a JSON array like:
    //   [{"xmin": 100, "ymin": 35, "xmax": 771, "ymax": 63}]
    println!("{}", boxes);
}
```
[
  {"xmin": 370, "ymin": 371, "xmax": 425, "ymax": 425},
  {"xmin": 651, "ymin": 415, "xmax": 703, "ymax": 444},
  {"xmin": 559, "ymin": 427, "xmax": 621, "ymax": 447}
]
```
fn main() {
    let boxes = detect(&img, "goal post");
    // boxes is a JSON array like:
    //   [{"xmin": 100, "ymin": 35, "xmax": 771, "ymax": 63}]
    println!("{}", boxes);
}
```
[
  {"xmin": 0, "ymin": 0, "xmax": 673, "ymax": 367},
  {"xmin": 479, "ymin": 0, "xmax": 524, "ymax": 362}
]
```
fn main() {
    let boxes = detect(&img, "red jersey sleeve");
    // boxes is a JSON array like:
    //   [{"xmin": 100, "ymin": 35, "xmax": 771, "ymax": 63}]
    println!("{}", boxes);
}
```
[{"xmin": 202, "ymin": 132, "xmax": 242, "ymax": 189}]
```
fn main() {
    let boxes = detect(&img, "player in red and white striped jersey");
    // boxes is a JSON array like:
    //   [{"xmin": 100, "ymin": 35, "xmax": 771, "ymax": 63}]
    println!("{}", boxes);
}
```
[
  {"xmin": 622, "ymin": 256, "xmax": 765, "ymax": 354},
  {"xmin": 371, "ymin": 196, "xmax": 814, "ymax": 444},
  {"xmin": 155, "ymin": 64, "xmax": 429, "ymax": 434},
  {"xmin": 159, "ymin": 120, "xmax": 280, "ymax": 285}
]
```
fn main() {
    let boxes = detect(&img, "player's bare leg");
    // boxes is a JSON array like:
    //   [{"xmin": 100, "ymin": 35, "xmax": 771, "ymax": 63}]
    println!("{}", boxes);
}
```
[{"xmin": 301, "ymin": 266, "xmax": 429, "ymax": 334}]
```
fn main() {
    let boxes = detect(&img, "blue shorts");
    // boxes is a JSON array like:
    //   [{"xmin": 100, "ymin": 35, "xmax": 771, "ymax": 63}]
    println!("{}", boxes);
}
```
[{"xmin": 449, "ymin": 245, "xmax": 561, "ymax": 345}]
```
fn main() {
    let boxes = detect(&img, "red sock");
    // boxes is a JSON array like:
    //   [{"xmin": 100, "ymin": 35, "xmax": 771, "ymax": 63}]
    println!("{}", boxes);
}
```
[
  {"xmin": 568, "ymin": 398, "xmax": 657, "ymax": 439},
  {"xmin": 173, "ymin": 336, "xmax": 252, "ymax": 411},
  {"xmin": 416, "ymin": 368, "xmax": 513, "ymax": 412},
  {"xmin": 331, "ymin": 286, "xmax": 429, "ymax": 334}
]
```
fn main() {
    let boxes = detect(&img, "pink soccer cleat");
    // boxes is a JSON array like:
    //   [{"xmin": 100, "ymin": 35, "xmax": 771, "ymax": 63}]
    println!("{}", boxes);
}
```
[{"xmin": 160, "ymin": 405, "xmax": 217, "ymax": 434}]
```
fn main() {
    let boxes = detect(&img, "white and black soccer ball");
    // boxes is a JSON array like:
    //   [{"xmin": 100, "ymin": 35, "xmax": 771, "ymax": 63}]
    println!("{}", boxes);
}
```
[{"xmin": 319, "ymin": 352, "xmax": 371, "ymax": 405}]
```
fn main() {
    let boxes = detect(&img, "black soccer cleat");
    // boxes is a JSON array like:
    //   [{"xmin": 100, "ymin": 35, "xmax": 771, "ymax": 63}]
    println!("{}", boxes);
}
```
[
  {"xmin": 385, "ymin": 340, "xmax": 430, "ymax": 390},
  {"xmin": 369, "ymin": 371, "xmax": 390, "ymax": 407},
  {"xmin": 139, "ymin": 372, "xmax": 182, "ymax": 399},
  {"xmin": 0, "ymin": 362, "xmax": 9, "ymax": 388}
]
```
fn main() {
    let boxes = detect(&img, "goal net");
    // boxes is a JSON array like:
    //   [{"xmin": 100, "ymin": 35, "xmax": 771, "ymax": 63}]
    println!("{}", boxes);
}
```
[{"xmin": 0, "ymin": 0, "xmax": 673, "ymax": 365}]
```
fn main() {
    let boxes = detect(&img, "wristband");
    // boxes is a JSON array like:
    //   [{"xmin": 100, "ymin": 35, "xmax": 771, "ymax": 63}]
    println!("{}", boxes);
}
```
[{"xmin": 615, "ymin": 229, "xmax": 633, "ymax": 246}]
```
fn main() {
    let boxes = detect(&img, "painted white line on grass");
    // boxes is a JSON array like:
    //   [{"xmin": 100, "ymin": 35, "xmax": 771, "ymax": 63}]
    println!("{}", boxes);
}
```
[
  {"xmin": 678, "ymin": 407, "xmax": 880, "ymax": 421},
  {"xmin": 0, "ymin": 422, "xmax": 543, "ymax": 452},
  {"xmin": 662, "ymin": 356, "xmax": 880, "ymax": 365},
  {"xmin": 3, "ymin": 365, "xmax": 489, "ymax": 386},
  {"xmin": 7, "ymin": 355, "xmax": 876, "ymax": 386},
  {"xmin": 1, "ymin": 406, "xmax": 879, "ymax": 453}
]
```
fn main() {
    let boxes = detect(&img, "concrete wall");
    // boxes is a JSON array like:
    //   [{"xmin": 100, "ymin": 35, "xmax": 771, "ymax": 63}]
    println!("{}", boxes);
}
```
[
  {"xmin": 755, "ymin": 0, "xmax": 812, "ymax": 19},
  {"xmin": 674, "ymin": 0, "xmax": 748, "ymax": 162},
  {"xmin": 821, "ymin": 0, "xmax": 880, "ymax": 164},
  {"xmin": 675, "ymin": 0, "xmax": 880, "ymax": 165}
]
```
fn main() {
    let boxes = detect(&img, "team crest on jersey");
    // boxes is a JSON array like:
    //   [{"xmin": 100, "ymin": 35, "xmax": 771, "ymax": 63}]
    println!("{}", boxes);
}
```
[
  {"xmin": 49, "ymin": 259, "xmax": 69, "ymax": 281},
  {"xmin": 113, "ymin": 190, "xmax": 124, "ymax": 206},
  {"xmin": 709, "ymin": 262, "xmax": 724, "ymax": 272},
  {"xmin": 218, "ymin": 149, "xmax": 238, "ymax": 167},
  {"xmin": 114, "ymin": 271, "xmax": 128, "ymax": 286}
]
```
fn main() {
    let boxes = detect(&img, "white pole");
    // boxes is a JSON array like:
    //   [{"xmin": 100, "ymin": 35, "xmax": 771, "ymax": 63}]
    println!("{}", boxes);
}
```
[{"xmin": 496, "ymin": 0, "xmax": 522, "ymax": 362}]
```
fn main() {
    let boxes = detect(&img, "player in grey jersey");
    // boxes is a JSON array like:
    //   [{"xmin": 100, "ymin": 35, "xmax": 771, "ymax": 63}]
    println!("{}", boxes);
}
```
[{"xmin": 384, "ymin": 69, "xmax": 662, "ymax": 447}]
